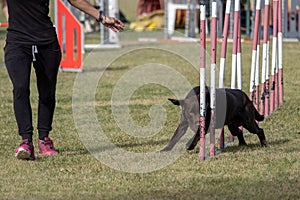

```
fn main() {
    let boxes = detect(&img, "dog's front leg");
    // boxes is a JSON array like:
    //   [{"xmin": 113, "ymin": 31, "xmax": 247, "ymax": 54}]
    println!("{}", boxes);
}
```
[
  {"xmin": 186, "ymin": 129, "xmax": 200, "ymax": 150},
  {"xmin": 161, "ymin": 116, "xmax": 189, "ymax": 151},
  {"xmin": 186, "ymin": 111, "xmax": 211, "ymax": 151}
]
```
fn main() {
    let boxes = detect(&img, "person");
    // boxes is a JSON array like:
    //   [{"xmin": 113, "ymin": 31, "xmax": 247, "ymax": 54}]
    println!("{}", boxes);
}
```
[{"xmin": 5, "ymin": 0, "xmax": 124, "ymax": 160}]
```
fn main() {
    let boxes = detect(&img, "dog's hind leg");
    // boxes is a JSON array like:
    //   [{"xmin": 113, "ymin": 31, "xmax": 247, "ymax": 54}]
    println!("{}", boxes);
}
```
[
  {"xmin": 242, "ymin": 118, "xmax": 267, "ymax": 147},
  {"xmin": 228, "ymin": 124, "xmax": 247, "ymax": 146}
]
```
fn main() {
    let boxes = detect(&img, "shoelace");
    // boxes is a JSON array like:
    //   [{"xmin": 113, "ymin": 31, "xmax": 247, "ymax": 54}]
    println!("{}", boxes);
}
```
[{"xmin": 42, "ymin": 140, "xmax": 54, "ymax": 149}]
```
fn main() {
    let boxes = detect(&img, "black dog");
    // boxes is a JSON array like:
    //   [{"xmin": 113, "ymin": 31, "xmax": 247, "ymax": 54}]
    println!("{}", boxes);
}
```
[{"xmin": 162, "ymin": 86, "xmax": 267, "ymax": 151}]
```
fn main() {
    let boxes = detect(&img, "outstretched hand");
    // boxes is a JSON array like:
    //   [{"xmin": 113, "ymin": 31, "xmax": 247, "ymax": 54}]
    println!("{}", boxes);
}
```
[{"xmin": 101, "ymin": 16, "xmax": 125, "ymax": 32}]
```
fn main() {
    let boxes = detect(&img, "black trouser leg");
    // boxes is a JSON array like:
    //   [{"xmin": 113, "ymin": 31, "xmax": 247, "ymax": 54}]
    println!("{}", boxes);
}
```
[
  {"xmin": 5, "ymin": 44, "xmax": 34, "ymax": 140},
  {"xmin": 33, "ymin": 42, "xmax": 61, "ymax": 140}
]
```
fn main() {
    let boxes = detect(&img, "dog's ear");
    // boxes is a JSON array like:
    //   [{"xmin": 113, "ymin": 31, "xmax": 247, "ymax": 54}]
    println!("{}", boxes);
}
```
[{"xmin": 168, "ymin": 98, "xmax": 184, "ymax": 106}]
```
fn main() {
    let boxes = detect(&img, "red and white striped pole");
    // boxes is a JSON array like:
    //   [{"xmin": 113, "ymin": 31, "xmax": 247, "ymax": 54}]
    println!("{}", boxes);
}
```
[
  {"xmin": 199, "ymin": 0, "xmax": 207, "ymax": 162},
  {"xmin": 265, "ymin": 33, "xmax": 271, "ymax": 117},
  {"xmin": 278, "ymin": 0, "xmax": 284, "ymax": 105},
  {"xmin": 231, "ymin": 0, "xmax": 240, "ymax": 90},
  {"xmin": 229, "ymin": 0, "xmax": 241, "ymax": 143},
  {"xmin": 260, "ymin": 0, "xmax": 270, "ymax": 115},
  {"xmin": 210, "ymin": 0, "xmax": 217, "ymax": 157},
  {"xmin": 249, "ymin": 0, "xmax": 261, "ymax": 106},
  {"xmin": 218, "ymin": 0, "xmax": 231, "ymax": 149},
  {"xmin": 255, "ymin": 23, "xmax": 261, "ymax": 110},
  {"xmin": 270, "ymin": 0, "xmax": 279, "ymax": 113},
  {"xmin": 237, "ymin": 18, "xmax": 242, "ymax": 90}
]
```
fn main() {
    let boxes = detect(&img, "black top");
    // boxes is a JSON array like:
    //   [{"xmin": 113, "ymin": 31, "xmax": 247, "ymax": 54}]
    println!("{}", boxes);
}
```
[{"xmin": 6, "ymin": 0, "xmax": 58, "ymax": 45}]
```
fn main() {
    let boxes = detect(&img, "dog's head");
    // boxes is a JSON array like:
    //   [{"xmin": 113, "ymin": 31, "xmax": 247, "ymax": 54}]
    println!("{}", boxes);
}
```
[{"xmin": 168, "ymin": 94, "xmax": 202, "ymax": 133}]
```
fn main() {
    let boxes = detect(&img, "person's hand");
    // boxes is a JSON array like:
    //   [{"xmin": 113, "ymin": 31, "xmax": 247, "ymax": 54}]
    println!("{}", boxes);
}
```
[{"xmin": 101, "ymin": 16, "xmax": 125, "ymax": 32}]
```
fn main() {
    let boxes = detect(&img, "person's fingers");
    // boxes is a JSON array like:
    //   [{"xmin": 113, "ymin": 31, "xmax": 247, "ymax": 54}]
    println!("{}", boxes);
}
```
[{"xmin": 103, "ymin": 17, "xmax": 125, "ymax": 32}]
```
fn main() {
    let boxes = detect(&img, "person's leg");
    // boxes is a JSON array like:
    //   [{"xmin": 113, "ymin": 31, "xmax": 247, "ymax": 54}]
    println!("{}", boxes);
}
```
[
  {"xmin": 33, "ymin": 41, "xmax": 61, "ymax": 141},
  {"xmin": 5, "ymin": 43, "xmax": 35, "ymax": 160},
  {"xmin": 5, "ymin": 43, "xmax": 34, "ymax": 141}
]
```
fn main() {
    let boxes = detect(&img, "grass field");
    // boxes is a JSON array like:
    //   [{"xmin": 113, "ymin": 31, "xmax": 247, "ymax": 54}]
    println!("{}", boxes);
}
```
[{"xmin": 0, "ymin": 27, "xmax": 299, "ymax": 200}]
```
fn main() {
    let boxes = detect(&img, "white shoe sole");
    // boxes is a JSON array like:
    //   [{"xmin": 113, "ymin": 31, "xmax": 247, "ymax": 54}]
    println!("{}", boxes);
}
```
[{"xmin": 15, "ymin": 148, "xmax": 31, "ymax": 160}]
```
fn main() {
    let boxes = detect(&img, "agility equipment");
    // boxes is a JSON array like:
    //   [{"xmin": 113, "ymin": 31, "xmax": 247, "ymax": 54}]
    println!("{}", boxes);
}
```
[
  {"xmin": 218, "ymin": 0, "xmax": 231, "ymax": 149},
  {"xmin": 199, "ymin": 0, "xmax": 284, "ymax": 161},
  {"xmin": 55, "ymin": 0, "xmax": 83, "ymax": 72},
  {"xmin": 278, "ymin": 0, "xmax": 284, "ymax": 105},
  {"xmin": 199, "ymin": 0, "xmax": 207, "ymax": 162},
  {"xmin": 210, "ymin": 0, "xmax": 217, "ymax": 157},
  {"xmin": 270, "ymin": 0, "xmax": 279, "ymax": 113},
  {"xmin": 54, "ymin": 0, "xmax": 121, "ymax": 72},
  {"xmin": 260, "ymin": 0, "xmax": 271, "ymax": 116},
  {"xmin": 249, "ymin": 0, "xmax": 261, "ymax": 108},
  {"xmin": 85, "ymin": 0, "xmax": 121, "ymax": 49}
]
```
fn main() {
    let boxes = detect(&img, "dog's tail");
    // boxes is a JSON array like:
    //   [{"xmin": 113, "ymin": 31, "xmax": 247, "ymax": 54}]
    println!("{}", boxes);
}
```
[{"xmin": 255, "ymin": 108, "xmax": 264, "ymax": 121}]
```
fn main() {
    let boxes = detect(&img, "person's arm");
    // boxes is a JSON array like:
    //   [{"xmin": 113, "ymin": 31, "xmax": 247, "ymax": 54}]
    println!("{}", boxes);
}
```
[{"xmin": 67, "ymin": 0, "xmax": 124, "ymax": 32}]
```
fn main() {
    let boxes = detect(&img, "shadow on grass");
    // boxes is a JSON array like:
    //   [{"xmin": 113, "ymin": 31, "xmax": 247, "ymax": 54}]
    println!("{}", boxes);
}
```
[
  {"xmin": 115, "ymin": 138, "xmax": 171, "ymax": 149},
  {"xmin": 82, "ymin": 65, "xmax": 130, "ymax": 73},
  {"xmin": 82, "ymin": 138, "xmax": 172, "ymax": 153},
  {"xmin": 219, "ymin": 138, "xmax": 290, "ymax": 153}
]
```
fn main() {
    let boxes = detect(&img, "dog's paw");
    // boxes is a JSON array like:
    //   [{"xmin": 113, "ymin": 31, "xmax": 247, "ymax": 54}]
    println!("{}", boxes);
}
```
[
  {"xmin": 261, "ymin": 140, "xmax": 267, "ymax": 147},
  {"xmin": 160, "ymin": 147, "xmax": 171, "ymax": 152},
  {"xmin": 186, "ymin": 144, "xmax": 196, "ymax": 151},
  {"xmin": 238, "ymin": 142, "xmax": 248, "ymax": 146}
]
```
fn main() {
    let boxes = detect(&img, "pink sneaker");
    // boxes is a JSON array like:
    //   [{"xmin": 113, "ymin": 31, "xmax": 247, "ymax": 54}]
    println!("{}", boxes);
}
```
[
  {"xmin": 15, "ymin": 139, "xmax": 36, "ymax": 160},
  {"xmin": 38, "ymin": 137, "xmax": 58, "ymax": 155}
]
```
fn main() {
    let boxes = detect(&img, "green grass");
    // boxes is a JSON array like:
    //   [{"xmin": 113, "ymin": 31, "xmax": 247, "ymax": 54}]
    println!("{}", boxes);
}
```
[{"xmin": 0, "ymin": 29, "xmax": 300, "ymax": 200}]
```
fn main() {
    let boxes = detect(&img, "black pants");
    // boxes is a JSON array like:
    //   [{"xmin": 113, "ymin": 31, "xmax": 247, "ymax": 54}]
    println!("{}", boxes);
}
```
[{"xmin": 5, "ymin": 41, "xmax": 62, "ymax": 139}]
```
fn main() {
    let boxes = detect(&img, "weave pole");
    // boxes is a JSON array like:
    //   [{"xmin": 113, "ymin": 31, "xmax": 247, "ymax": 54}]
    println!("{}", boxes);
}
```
[
  {"xmin": 260, "ymin": 0, "xmax": 270, "ymax": 115},
  {"xmin": 278, "ymin": 0, "xmax": 284, "ymax": 105},
  {"xmin": 270, "ymin": 0, "xmax": 279, "ymax": 113},
  {"xmin": 199, "ymin": 0, "xmax": 207, "ymax": 162},
  {"xmin": 237, "ymin": 19, "xmax": 242, "ymax": 90},
  {"xmin": 229, "ymin": 0, "xmax": 241, "ymax": 143},
  {"xmin": 231, "ymin": 0, "xmax": 240, "ymax": 90},
  {"xmin": 265, "ymin": 9, "xmax": 271, "ymax": 117},
  {"xmin": 265, "ymin": 38, "xmax": 270, "ymax": 117},
  {"xmin": 249, "ymin": 0, "xmax": 261, "ymax": 107},
  {"xmin": 218, "ymin": 0, "xmax": 231, "ymax": 149},
  {"xmin": 210, "ymin": 0, "xmax": 217, "ymax": 157},
  {"xmin": 255, "ymin": 22, "xmax": 261, "ymax": 110}
]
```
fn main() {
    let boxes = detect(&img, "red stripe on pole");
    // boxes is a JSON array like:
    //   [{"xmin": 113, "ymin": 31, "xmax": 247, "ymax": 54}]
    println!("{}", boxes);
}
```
[{"xmin": 220, "ymin": 13, "xmax": 230, "ymax": 59}]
